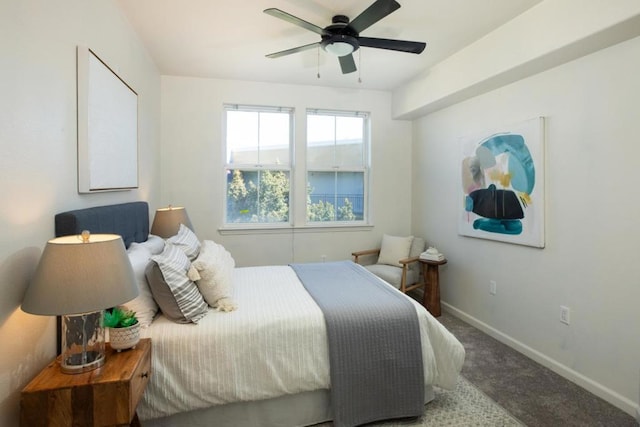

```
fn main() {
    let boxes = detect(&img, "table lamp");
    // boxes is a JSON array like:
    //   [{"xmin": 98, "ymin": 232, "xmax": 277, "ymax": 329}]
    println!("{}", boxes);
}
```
[
  {"xmin": 22, "ymin": 231, "xmax": 138, "ymax": 374},
  {"xmin": 150, "ymin": 205, "xmax": 193, "ymax": 238}
]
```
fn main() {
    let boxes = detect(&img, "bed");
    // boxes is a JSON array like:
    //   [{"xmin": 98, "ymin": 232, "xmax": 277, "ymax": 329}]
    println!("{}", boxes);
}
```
[{"xmin": 55, "ymin": 202, "xmax": 465, "ymax": 427}]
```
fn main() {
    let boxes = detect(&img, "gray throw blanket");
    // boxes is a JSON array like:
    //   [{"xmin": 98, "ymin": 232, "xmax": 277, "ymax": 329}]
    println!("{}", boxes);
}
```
[{"xmin": 290, "ymin": 261, "xmax": 424, "ymax": 427}]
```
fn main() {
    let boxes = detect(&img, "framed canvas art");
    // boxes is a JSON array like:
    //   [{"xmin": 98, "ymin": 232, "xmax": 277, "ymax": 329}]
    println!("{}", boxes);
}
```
[
  {"xmin": 459, "ymin": 117, "xmax": 545, "ymax": 248},
  {"xmin": 77, "ymin": 46, "xmax": 138, "ymax": 193}
]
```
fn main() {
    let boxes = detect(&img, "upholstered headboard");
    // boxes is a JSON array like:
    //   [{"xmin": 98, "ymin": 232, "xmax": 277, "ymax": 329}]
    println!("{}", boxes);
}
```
[{"xmin": 54, "ymin": 201, "xmax": 150, "ymax": 248}]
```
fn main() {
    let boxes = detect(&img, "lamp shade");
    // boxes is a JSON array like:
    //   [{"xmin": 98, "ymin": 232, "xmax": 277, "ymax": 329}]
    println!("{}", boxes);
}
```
[
  {"xmin": 150, "ymin": 206, "xmax": 193, "ymax": 238},
  {"xmin": 22, "ymin": 233, "xmax": 138, "ymax": 316}
]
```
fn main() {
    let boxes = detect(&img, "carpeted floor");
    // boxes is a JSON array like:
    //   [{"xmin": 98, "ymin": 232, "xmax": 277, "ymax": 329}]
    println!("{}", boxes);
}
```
[
  {"xmin": 314, "ymin": 375, "xmax": 523, "ymax": 427},
  {"xmin": 438, "ymin": 311, "xmax": 638, "ymax": 426}
]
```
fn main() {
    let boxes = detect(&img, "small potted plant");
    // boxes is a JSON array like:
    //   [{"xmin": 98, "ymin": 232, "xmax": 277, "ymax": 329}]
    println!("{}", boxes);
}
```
[{"xmin": 104, "ymin": 307, "xmax": 140, "ymax": 352}]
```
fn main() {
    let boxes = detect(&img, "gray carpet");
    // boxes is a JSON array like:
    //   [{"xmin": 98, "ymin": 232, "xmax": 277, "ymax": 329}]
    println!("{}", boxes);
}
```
[{"xmin": 438, "ymin": 311, "xmax": 638, "ymax": 426}]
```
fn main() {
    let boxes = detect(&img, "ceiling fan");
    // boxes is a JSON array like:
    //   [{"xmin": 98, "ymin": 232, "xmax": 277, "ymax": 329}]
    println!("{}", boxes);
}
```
[{"xmin": 264, "ymin": 0, "xmax": 426, "ymax": 74}]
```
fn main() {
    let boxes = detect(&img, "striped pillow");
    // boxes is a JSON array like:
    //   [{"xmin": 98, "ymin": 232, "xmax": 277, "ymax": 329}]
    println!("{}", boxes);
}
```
[
  {"xmin": 148, "ymin": 243, "xmax": 208, "ymax": 323},
  {"xmin": 167, "ymin": 223, "xmax": 201, "ymax": 261}
]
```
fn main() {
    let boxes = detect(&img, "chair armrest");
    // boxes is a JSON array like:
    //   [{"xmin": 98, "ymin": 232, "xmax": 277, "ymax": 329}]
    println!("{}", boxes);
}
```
[
  {"xmin": 352, "ymin": 248, "xmax": 381, "ymax": 264},
  {"xmin": 352, "ymin": 248, "xmax": 381, "ymax": 257},
  {"xmin": 399, "ymin": 256, "xmax": 420, "ymax": 266}
]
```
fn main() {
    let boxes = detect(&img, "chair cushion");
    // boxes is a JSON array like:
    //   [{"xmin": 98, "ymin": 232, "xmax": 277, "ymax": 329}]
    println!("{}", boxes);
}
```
[
  {"xmin": 365, "ymin": 264, "xmax": 418, "ymax": 290},
  {"xmin": 377, "ymin": 234, "xmax": 414, "ymax": 267}
]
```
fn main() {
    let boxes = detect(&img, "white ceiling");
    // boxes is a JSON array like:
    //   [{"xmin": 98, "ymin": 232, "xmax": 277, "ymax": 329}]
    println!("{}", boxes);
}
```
[{"xmin": 116, "ymin": 0, "xmax": 542, "ymax": 91}]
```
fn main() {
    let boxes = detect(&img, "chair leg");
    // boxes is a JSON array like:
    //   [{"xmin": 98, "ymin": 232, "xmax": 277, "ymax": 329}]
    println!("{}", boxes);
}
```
[{"xmin": 400, "ymin": 267, "xmax": 407, "ymax": 293}]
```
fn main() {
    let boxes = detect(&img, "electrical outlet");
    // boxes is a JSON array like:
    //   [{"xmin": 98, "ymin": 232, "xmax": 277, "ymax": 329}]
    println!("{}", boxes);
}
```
[
  {"xmin": 489, "ymin": 280, "xmax": 497, "ymax": 295},
  {"xmin": 560, "ymin": 306, "xmax": 570, "ymax": 325},
  {"xmin": 321, "ymin": 255, "xmax": 327, "ymax": 262}
]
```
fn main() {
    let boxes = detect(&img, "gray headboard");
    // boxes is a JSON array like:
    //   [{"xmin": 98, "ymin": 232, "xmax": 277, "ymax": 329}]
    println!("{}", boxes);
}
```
[{"xmin": 54, "ymin": 201, "xmax": 150, "ymax": 248}]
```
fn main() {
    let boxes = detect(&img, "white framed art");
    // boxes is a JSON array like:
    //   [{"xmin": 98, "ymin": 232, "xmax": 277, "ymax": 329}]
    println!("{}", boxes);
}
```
[
  {"xmin": 77, "ymin": 46, "xmax": 138, "ymax": 193},
  {"xmin": 459, "ymin": 117, "xmax": 545, "ymax": 248}
]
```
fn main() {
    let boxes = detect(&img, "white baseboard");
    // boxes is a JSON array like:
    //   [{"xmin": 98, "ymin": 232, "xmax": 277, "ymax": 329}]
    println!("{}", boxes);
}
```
[{"xmin": 442, "ymin": 302, "xmax": 639, "ymax": 418}]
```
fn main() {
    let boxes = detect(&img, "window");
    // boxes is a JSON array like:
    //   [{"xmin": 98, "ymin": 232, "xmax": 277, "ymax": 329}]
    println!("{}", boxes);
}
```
[
  {"xmin": 306, "ymin": 110, "xmax": 369, "ymax": 223},
  {"xmin": 224, "ymin": 105, "xmax": 292, "ymax": 224}
]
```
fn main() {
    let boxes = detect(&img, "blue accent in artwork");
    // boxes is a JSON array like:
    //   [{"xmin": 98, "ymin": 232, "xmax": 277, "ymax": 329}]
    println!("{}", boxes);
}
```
[
  {"xmin": 465, "ymin": 195, "xmax": 474, "ymax": 212},
  {"xmin": 481, "ymin": 134, "xmax": 535, "ymax": 194},
  {"xmin": 473, "ymin": 218, "xmax": 523, "ymax": 235}
]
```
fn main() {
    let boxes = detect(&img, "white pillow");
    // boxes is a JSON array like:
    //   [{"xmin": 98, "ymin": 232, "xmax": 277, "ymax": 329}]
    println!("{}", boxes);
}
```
[
  {"xmin": 123, "ymin": 243, "xmax": 158, "ymax": 328},
  {"xmin": 141, "ymin": 234, "xmax": 165, "ymax": 255},
  {"xmin": 167, "ymin": 224, "xmax": 200, "ymax": 260},
  {"xmin": 377, "ymin": 234, "xmax": 414, "ymax": 267},
  {"xmin": 191, "ymin": 240, "xmax": 237, "ymax": 312}
]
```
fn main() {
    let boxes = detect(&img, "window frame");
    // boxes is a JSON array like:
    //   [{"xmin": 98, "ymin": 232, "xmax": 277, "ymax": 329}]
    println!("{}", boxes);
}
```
[
  {"xmin": 305, "ymin": 108, "xmax": 370, "ymax": 226},
  {"xmin": 220, "ymin": 105, "xmax": 372, "ymax": 232},
  {"xmin": 222, "ymin": 104, "xmax": 294, "ymax": 228}
]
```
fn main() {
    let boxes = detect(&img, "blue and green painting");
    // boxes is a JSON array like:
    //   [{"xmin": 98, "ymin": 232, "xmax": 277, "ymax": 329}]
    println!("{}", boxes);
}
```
[{"xmin": 461, "ymin": 133, "xmax": 535, "ymax": 235}]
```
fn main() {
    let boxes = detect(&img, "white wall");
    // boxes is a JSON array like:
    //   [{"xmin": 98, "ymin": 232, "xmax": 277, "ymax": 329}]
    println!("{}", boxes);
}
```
[
  {"xmin": 0, "ymin": 1, "xmax": 161, "ymax": 425},
  {"xmin": 160, "ymin": 77, "xmax": 413, "ymax": 266},
  {"xmin": 412, "ymin": 35, "xmax": 640, "ymax": 415}
]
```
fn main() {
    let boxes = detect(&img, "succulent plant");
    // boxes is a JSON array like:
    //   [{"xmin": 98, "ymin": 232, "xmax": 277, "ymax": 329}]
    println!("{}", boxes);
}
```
[{"xmin": 104, "ymin": 307, "xmax": 138, "ymax": 328}]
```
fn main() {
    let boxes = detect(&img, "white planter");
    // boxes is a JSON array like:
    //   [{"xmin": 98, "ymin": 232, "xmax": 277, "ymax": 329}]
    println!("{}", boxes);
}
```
[{"xmin": 108, "ymin": 322, "xmax": 140, "ymax": 352}]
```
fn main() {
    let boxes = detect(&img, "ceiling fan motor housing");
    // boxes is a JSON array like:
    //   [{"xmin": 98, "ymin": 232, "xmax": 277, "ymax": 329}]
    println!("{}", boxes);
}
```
[{"xmin": 321, "ymin": 16, "xmax": 360, "ymax": 56}]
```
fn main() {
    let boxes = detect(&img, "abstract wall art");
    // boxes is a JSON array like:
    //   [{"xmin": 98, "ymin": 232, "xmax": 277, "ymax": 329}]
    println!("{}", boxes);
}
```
[{"xmin": 459, "ymin": 117, "xmax": 545, "ymax": 248}]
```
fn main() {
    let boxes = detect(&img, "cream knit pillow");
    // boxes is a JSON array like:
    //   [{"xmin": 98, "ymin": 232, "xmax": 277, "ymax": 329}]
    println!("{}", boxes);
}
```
[{"xmin": 377, "ymin": 234, "xmax": 414, "ymax": 267}]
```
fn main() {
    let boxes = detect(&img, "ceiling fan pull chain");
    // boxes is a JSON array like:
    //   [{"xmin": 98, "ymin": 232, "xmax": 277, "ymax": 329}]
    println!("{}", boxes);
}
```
[
  {"xmin": 317, "ymin": 45, "xmax": 321, "ymax": 79},
  {"xmin": 358, "ymin": 49, "xmax": 362, "ymax": 83}
]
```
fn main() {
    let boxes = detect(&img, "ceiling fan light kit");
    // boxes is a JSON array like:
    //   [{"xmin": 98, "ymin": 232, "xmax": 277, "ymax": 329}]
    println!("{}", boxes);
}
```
[
  {"xmin": 264, "ymin": 0, "xmax": 426, "ymax": 74},
  {"xmin": 323, "ymin": 37, "xmax": 357, "ymax": 57}
]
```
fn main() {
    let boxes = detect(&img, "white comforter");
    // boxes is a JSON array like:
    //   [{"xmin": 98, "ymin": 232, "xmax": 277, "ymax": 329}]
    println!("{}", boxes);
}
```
[{"xmin": 138, "ymin": 265, "xmax": 465, "ymax": 421}]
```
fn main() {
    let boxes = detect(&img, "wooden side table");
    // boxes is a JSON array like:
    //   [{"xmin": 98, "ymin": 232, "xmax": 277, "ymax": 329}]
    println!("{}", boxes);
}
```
[
  {"xmin": 21, "ymin": 338, "xmax": 151, "ymax": 427},
  {"xmin": 419, "ymin": 258, "xmax": 447, "ymax": 317}
]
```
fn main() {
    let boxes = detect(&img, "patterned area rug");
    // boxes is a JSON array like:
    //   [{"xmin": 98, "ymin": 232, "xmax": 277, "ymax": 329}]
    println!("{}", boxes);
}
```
[{"xmin": 316, "ymin": 376, "xmax": 523, "ymax": 426}]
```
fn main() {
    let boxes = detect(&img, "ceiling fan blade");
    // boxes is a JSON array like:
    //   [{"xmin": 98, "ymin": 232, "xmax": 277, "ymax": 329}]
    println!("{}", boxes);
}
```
[
  {"xmin": 358, "ymin": 37, "xmax": 426, "ymax": 54},
  {"xmin": 338, "ymin": 54, "xmax": 357, "ymax": 74},
  {"xmin": 349, "ymin": 0, "xmax": 400, "ymax": 34},
  {"xmin": 264, "ymin": 8, "xmax": 325, "ymax": 35},
  {"xmin": 266, "ymin": 42, "xmax": 320, "ymax": 59}
]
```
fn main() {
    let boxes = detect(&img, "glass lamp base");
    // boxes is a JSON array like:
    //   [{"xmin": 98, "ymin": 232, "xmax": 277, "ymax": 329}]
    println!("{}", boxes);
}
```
[
  {"xmin": 60, "ymin": 311, "xmax": 106, "ymax": 374},
  {"xmin": 61, "ymin": 351, "xmax": 105, "ymax": 374}
]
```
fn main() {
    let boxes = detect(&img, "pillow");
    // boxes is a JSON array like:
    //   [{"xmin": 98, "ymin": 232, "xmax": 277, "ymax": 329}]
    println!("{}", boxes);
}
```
[
  {"xmin": 167, "ymin": 224, "xmax": 200, "ymax": 261},
  {"xmin": 147, "ymin": 243, "xmax": 208, "ymax": 323},
  {"xmin": 123, "ymin": 243, "xmax": 158, "ymax": 328},
  {"xmin": 190, "ymin": 240, "xmax": 237, "ymax": 312},
  {"xmin": 377, "ymin": 234, "xmax": 414, "ymax": 267},
  {"xmin": 138, "ymin": 234, "xmax": 165, "ymax": 255}
]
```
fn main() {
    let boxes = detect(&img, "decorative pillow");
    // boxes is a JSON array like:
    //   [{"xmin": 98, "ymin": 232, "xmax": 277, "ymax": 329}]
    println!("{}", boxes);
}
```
[
  {"xmin": 190, "ymin": 240, "xmax": 237, "ymax": 312},
  {"xmin": 123, "ymin": 243, "xmax": 158, "ymax": 328},
  {"xmin": 147, "ymin": 243, "xmax": 208, "ymax": 323},
  {"xmin": 137, "ymin": 234, "xmax": 165, "ymax": 255},
  {"xmin": 377, "ymin": 234, "xmax": 414, "ymax": 267},
  {"xmin": 167, "ymin": 223, "xmax": 200, "ymax": 261}
]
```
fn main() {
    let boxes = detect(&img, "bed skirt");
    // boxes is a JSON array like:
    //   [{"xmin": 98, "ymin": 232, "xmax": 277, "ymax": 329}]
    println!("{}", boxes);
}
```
[{"xmin": 142, "ymin": 386, "xmax": 435, "ymax": 427}]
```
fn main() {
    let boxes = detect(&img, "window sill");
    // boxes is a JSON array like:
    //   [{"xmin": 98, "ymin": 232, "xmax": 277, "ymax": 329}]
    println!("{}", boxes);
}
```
[{"xmin": 218, "ymin": 223, "xmax": 374, "ymax": 235}]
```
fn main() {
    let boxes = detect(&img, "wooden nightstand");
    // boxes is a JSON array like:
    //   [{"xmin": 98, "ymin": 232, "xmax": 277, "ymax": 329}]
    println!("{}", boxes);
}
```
[
  {"xmin": 21, "ymin": 338, "xmax": 151, "ymax": 427},
  {"xmin": 419, "ymin": 258, "xmax": 447, "ymax": 317}
]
